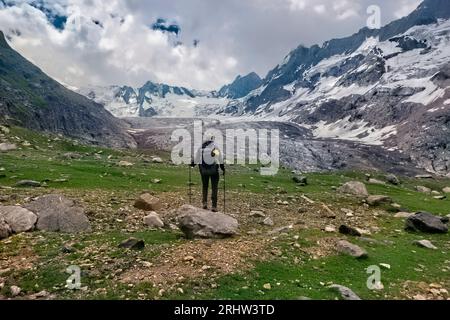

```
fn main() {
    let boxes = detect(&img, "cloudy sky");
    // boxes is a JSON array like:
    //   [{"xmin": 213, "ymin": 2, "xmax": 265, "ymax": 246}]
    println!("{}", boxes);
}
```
[{"xmin": 0, "ymin": 0, "xmax": 422, "ymax": 90}]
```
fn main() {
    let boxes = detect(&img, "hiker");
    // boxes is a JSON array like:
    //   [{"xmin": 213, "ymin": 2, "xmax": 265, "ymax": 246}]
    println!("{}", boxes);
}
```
[{"xmin": 190, "ymin": 136, "xmax": 225, "ymax": 212}]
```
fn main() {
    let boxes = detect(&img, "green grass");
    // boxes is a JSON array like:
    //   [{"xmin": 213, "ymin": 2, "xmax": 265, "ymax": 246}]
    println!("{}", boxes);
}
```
[{"xmin": 1, "ymin": 126, "xmax": 449, "ymax": 300}]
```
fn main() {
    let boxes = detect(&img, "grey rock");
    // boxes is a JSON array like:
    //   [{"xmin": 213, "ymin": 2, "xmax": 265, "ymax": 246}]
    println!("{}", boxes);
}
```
[
  {"xmin": 0, "ymin": 143, "xmax": 17, "ymax": 151},
  {"xmin": 177, "ymin": 205, "xmax": 238, "ymax": 239},
  {"xmin": 442, "ymin": 187, "xmax": 450, "ymax": 193},
  {"xmin": 329, "ymin": 284, "xmax": 361, "ymax": 300},
  {"xmin": 262, "ymin": 217, "xmax": 274, "ymax": 226},
  {"xmin": 394, "ymin": 212, "xmax": 415, "ymax": 218},
  {"xmin": 416, "ymin": 186, "xmax": 431, "ymax": 194},
  {"xmin": 250, "ymin": 210, "xmax": 265, "ymax": 218},
  {"xmin": 0, "ymin": 206, "xmax": 37, "ymax": 233},
  {"xmin": 414, "ymin": 239, "xmax": 437, "ymax": 250},
  {"xmin": 368, "ymin": 178, "xmax": 386, "ymax": 185},
  {"xmin": 385, "ymin": 174, "xmax": 400, "ymax": 185},
  {"xmin": 367, "ymin": 195, "xmax": 392, "ymax": 206},
  {"xmin": 143, "ymin": 212, "xmax": 164, "ymax": 228},
  {"xmin": 25, "ymin": 194, "xmax": 91, "ymax": 233},
  {"xmin": 405, "ymin": 212, "xmax": 448, "ymax": 234},
  {"xmin": 134, "ymin": 193, "xmax": 161, "ymax": 211},
  {"xmin": 336, "ymin": 240, "xmax": 368, "ymax": 258},
  {"xmin": 415, "ymin": 174, "xmax": 433, "ymax": 179},
  {"xmin": 15, "ymin": 180, "xmax": 41, "ymax": 188},
  {"xmin": 338, "ymin": 181, "xmax": 368, "ymax": 197},
  {"xmin": 10, "ymin": 285, "xmax": 21, "ymax": 297},
  {"xmin": 0, "ymin": 216, "xmax": 11, "ymax": 239},
  {"xmin": 339, "ymin": 225, "xmax": 362, "ymax": 237},
  {"xmin": 293, "ymin": 175, "xmax": 308, "ymax": 185},
  {"xmin": 119, "ymin": 238, "xmax": 145, "ymax": 250}
]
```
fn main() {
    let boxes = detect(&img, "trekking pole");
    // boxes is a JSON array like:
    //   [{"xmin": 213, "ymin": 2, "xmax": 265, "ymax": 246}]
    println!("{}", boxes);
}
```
[
  {"xmin": 223, "ymin": 171, "xmax": 226, "ymax": 214},
  {"xmin": 189, "ymin": 165, "xmax": 192, "ymax": 205}
]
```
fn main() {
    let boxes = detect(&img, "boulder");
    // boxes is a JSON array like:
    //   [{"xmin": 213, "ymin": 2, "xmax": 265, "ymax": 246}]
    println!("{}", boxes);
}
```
[
  {"xmin": 143, "ymin": 212, "xmax": 164, "ymax": 228},
  {"xmin": 0, "ymin": 143, "xmax": 17, "ymax": 152},
  {"xmin": 338, "ymin": 181, "xmax": 368, "ymax": 197},
  {"xmin": 394, "ymin": 212, "xmax": 415, "ymax": 218},
  {"xmin": 15, "ymin": 180, "xmax": 41, "ymax": 188},
  {"xmin": 415, "ymin": 174, "xmax": 433, "ymax": 179},
  {"xmin": 329, "ymin": 284, "xmax": 361, "ymax": 300},
  {"xmin": 336, "ymin": 240, "xmax": 367, "ymax": 258},
  {"xmin": 405, "ymin": 212, "xmax": 448, "ymax": 234},
  {"xmin": 293, "ymin": 176, "xmax": 308, "ymax": 185},
  {"xmin": 415, "ymin": 186, "xmax": 431, "ymax": 193},
  {"xmin": 368, "ymin": 178, "xmax": 385, "ymax": 185},
  {"xmin": 385, "ymin": 174, "xmax": 400, "ymax": 185},
  {"xmin": 134, "ymin": 193, "xmax": 161, "ymax": 211},
  {"xmin": 443, "ymin": 187, "xmax": 450, "ymax": 193},
  {"xmin": 414, "ymin": 240, "xmax": 437, "ymax": 250},
  {"xmin": 119, "ymin": 238, "xmax": 145, "ymax": 250},
  {"xmin": 152, "ymin": 157, "xmax": 163, "ymax": 163},
  {"xmin": 118, "ymin": 161, "xmax": 134, "ymax": 167},
  {"xmin": 177, "ymin": 205, "xmax": 238, "ymax": 239},
  {"xmin": 0, "ymin": 216, "xmax": 11, "ymax": 239},
  {"xmin": 339, "ymin": 225, "xmax": 362, "ymax": 237},
  {"xmin": 25, "ymin": 194, "xmax": 91, "ymax": 233},
  {"xmin": 367, "ymin": 195, "xmax": 392, "ymax": 206},
  {"xmin": 0, "ymin": 206, "xmax": 37, "ymax": 233}
]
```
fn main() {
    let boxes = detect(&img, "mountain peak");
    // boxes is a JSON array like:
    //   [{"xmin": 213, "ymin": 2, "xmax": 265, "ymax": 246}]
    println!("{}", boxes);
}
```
[
  {"xmin": 417, "ymin": 0, "xmax": 450, "ymax": 17},
  {"xmin": 219, "ymin": 72, "xmax": 262, "ymax": 99},
  {"xmin": 0, "ymin": 31, "xmax": 9, "ymax": 48}
]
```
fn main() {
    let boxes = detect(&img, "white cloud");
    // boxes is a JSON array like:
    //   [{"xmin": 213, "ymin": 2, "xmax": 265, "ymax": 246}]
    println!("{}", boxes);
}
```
[{"xmin": 0, "ymin": 0, "xmax": 425, "ymax": 90}]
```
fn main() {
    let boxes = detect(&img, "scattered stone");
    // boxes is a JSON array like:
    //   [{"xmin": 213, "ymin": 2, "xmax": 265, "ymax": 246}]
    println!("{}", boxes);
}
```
[
  {"xmin": 293, "ymin": 176, "xmax": 307, "ymax": 185},
  {"xmin": 143, "ymin": 212, "xmax": 164, "ymax": 229},
  {"xmin": 336, "ymin": 240, "xmax": 367, "ymax": 258},
  {"xmin": 433, "ymin": 195, "xmax": 446, "ymax": 200},
  {"xmin": 443, "ymin": 187, "xmax": 450, "ymax": 193},
  {"xmin": 0, "ymin": 206, "xmax": 37, "ymax": 233},
  {"xmin": 368, "ymin": 178, "xmax": 385, "ymax": 185},
  {"xmin": 415, "ymin": 186, "xmax": 431, "ymax": 193},
  {"xmin": 119, "ymin": 238, "xmax": 145, "ymax": 250},
  {"xmin": 262, "ymin": 217, "xmax": 274, "ymax": 226},
  {"xmin": 10, "ymin": 285, "xmax": 21, "ymax": 297},
  {"xmin": 152, "ymin": 157, "xmax": 163, "ymax": 163},
  {"xmin": 263, "ymin": 283, "xmax": 272, "ymax": 290},
  {"xmin": 151, "ymin": 179, "xmax": 162, "ymax": 184},
  {"xmin": 337, "ymin": 181, "xmax": 368, "ymax": 197},
  {"xmin": 405, "ymin": 212, "xmax": 448, "ymax": 234},
  {"xmin": 379, "ymin": 263, "xmax": 391, "ymax": 269},
  {"xmin": 329, "ymin": 284, "xmax": 361, "ymax": 300},
  {"xmin": 118, "ymin": 161, "xmax": 134, "ymax": 167},
  {"xmin": 15, "ymin": 180, "xmax": 41, "ymax": 188},
  {"xmin": 25, "ymin": 194, "xmax": 91, "ymax": 233},
  {"xmin": 339, "ymin": 225, "xmax": 362, "ymax": 237},
  {"xmin": 0, "ymin": 216, "xmax": 12, "ymax": 239},
  {"xmin": 0, "ymin": 143, "xmax": 17, "ymax": 152},
  {"xmin": 414, "ymin": 240, "xmax": 438, "ymax": 250},
  {"xmin": 415, "ymin": 174, "xmax": 433, "ymax": 179},
  {"xmin": 63, "ymin": 152, "xmax": 82, "ymax": 160},
  {"xmin": 249, "ymin": 210, "xmax": 265, "ymax": 218},
  {"xmin": 177, "ymin": 205, "xmax": 238, "ymax": 239},
  {"xmin": 134, "ymin": 193, "xmax": 161, "ymax": 211},
  {"xmin": 325, "ymin": 225, "xmax": 336, "ymax": 233},
  {"xmin": 268, "ymin": 225, "xmax": 293, "ymax": 235},
  {"xmin": 385, "ymin": 174, "xmax": 400, "ymax": 185},
  {"xmin": 367, "ymin": 195, "xmax": 392, "ymax": 206},
  {"xmin": 0, "ymin": 125, "xmax": 10, "ymax": 134},
  {"xmin": 394, "ymin": 212, "xmax": 415, "ymax": 219}
]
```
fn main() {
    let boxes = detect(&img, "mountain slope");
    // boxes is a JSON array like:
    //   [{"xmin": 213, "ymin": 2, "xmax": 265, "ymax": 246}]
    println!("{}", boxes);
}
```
[
  {"xmin": 218, "ymin": 72, "xmax": 262, "ymax": 99},
  {"xmin": 217, "ymin": 0, "xmax": 450, "ymax": 175},
  {"xmin": 0, "ymin": 31, "xmax": 136, "ymax": 148}
]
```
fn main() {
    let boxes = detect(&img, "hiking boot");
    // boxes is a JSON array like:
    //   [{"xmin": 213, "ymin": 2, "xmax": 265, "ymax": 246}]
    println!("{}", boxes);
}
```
[
  {"xmin": 211, "ymin": 207, "xmax": 218, "ymax": 212},
  {"xmin": 203, "ymin": 204, "xmax": 208, "ymax": 210}
]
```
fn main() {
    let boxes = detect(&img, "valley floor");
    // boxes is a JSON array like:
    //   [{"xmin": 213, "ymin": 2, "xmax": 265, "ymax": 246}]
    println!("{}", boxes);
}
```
[{"xmin": 0, "ymin": 126, "xmax": 449, "ymax": 300}]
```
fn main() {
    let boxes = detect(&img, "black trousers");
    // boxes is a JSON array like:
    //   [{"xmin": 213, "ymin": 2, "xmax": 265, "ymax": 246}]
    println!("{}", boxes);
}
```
[{"xmin": 201, "ymin": 172, "xmax": 220, "ymax": 208}]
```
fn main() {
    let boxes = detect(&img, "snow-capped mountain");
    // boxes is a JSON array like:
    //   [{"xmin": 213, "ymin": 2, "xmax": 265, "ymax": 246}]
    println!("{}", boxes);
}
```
[
  {"xmin": 78, "ymin": 72, "xmax": 262, "ymax": 118},
  {"xmin": 216, "ymin": 0, "xmax": 450, "ymax": 175},
  {"xmin": 78, "ymin": 82, "xmax": 230, "ymax": 118}
]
